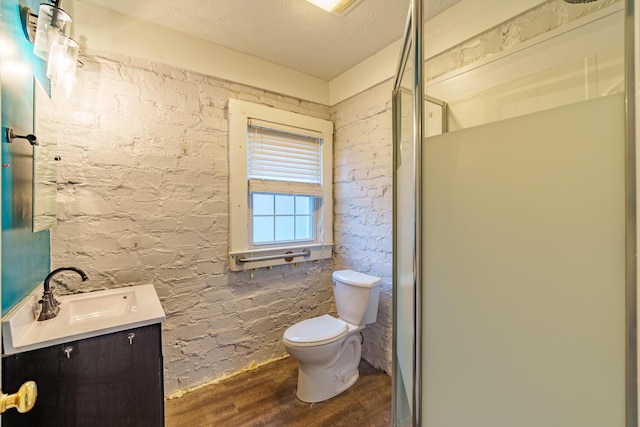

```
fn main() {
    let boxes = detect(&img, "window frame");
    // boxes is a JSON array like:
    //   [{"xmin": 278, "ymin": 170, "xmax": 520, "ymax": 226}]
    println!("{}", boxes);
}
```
[{"xmin": 228, "ymin": 99, "xmax": 333, "ymax": 271}]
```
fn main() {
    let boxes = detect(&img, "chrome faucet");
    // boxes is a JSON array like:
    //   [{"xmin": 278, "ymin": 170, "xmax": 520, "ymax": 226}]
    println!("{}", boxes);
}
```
[{"xmin": 38, "ymin": 267, "xmax": 89, "ymax": 321}]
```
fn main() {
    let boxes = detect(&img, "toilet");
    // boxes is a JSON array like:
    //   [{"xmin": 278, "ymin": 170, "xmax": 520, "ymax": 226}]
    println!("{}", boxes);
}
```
[{"xmin": 282, "ymin": 270, "xmax": 381, "ymax": 403}]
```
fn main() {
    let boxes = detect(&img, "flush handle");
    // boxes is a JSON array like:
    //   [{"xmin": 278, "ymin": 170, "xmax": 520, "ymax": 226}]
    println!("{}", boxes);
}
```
[{"xmin": 0, "ymin": 381, "xmax": 38, "ymax": 414}]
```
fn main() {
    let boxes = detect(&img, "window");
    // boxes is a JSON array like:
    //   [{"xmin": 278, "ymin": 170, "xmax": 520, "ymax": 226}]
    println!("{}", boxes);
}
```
[
  {"xmin": 228, "ymin": 99, "xmax": 333, "ymax": 271},
  {"xmin": 252, "ymin": 194, "xmax": 314, "ymax": 244}
]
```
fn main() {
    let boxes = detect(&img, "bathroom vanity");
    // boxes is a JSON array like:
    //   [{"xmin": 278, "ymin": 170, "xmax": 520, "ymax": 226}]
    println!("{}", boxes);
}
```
[
  {"xmin": 1, "ymin": 323, "xmax": 164, "ymax": 426},
  {"xmin": 1, "ymin": 284, "xmax": 166, "ymax": 426}
]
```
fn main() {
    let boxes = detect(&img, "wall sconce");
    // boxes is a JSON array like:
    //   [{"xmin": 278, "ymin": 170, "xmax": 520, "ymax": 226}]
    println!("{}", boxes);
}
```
[
  {"xmin": 46, "ymin": 36, "xmax": 78, "ymax": 79},
  {"xmin": 20, "ymin": 0, "xmax": 78, "ymax": 85},
  {"xmin": 32, "ymin": 2, "xmax": 72, "ymax": 60}
]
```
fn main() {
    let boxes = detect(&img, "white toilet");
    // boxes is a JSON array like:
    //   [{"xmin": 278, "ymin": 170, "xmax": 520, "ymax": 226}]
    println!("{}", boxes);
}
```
[{"xmin": 282, "ymin": 269, "xmax": 381, "ymax": 403}]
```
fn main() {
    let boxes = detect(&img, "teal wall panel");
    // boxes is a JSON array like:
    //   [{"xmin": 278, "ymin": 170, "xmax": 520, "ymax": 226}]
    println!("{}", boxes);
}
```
[{"xmin": 1, "ymin": 0, "xmax": 52, "ymax": 314}]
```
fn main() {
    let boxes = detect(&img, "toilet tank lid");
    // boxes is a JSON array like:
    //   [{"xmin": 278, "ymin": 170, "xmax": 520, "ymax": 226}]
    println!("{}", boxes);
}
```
[{"xmin": 332, "ymin": 270, "xmax": 381, "ymax": 288}]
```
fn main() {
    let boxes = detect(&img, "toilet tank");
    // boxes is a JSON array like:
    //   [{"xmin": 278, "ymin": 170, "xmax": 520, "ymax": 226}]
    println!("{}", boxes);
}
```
[{"xmin": 332, "ymin": 270, "xmax": 381, "ymax": 326}]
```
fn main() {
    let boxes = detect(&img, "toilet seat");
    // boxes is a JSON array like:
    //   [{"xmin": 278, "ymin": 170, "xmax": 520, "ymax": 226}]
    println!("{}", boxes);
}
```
[{"xmin": 283, "ymin": 314, "xmax": 348, "ymax": 347}]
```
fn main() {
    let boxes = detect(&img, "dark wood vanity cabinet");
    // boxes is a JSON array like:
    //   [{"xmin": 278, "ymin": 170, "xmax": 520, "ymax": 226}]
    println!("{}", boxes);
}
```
[{"xmin": 2, "ymin": 323, "xmax": 164, "ymax": 427}]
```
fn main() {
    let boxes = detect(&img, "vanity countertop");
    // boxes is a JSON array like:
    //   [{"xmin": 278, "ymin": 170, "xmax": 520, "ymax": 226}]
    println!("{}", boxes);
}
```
[{"xmin": 2, "ymin": 284, "xmax": 165, "ymax": 355}]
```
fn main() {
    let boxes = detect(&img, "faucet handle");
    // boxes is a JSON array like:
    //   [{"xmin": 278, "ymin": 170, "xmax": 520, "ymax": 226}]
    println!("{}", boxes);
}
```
[{"xmin": 37, "ymin": 291, "xmax": 60, "ymax": 321}]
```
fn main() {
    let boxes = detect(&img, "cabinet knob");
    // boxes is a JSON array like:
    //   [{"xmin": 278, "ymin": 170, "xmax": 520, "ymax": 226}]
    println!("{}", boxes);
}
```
[
  {"xmin": 127, "ymin": 333, "xmax": 135, "ymax": 345},
  {"xmin": 64, "ymin": 346, "xmax": 73, "ymax": 359},
  {"xmin": 0, "ymin": 381, "xmax": 38, "ymax": 414}
]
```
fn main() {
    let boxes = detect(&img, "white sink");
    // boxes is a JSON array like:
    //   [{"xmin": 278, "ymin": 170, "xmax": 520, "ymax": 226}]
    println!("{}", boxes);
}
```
[
  {"xmin": 67, "ymin": 290, "xmax": 138, "ymax": 325},
  {"xmin": 2, "ymin": 284, "xmax": 165, "ymax": 355}
]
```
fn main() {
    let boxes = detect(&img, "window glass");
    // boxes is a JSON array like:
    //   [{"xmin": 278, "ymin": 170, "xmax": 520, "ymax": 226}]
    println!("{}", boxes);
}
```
[
  {"xmin": 296, "ymin": 215, "xmax": 313, "ymax": 240},
  {"xmin": 275, "ymin": 216, "xmax": 295, "ymax": 241},
  {"xmin": 253, "ymin": 217, "xmax": 274, "ymax": 243},
  {"xmin": 253, "ymin": 194, "xmax": 274, "ymax": 216},
  {"xmin": 296, "ymin": 196, "xmax": 312, "ymax": 215},
  {"xmin": 252, "ymin": 194, "xmax": 315, "ymax": 244},
  {"xmin": 275, "ymin": 195, "xmax": 295, "ymax": 215}
]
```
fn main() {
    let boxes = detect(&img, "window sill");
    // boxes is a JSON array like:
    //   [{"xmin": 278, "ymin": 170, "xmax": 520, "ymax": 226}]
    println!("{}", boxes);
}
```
[{"xmin": 229, "ymin": 244, "xmax": 332, "ymax": 271}]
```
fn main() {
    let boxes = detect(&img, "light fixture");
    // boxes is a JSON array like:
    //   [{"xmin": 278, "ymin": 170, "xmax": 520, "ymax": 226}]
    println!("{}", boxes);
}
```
[
  {"xmin": 32, "ymin": 2, "xmax": 72, "ymax": 60},
  {"xmin": 305, "ymin": 0, "xmax": 361, "ymax": 14},
  {"xmin": 20, "ymin": 0, "xmax": 79, "ymax": 88},
  {"xmin": 46, "ymin": 36, "xmax": 78, "ymax": 79}
]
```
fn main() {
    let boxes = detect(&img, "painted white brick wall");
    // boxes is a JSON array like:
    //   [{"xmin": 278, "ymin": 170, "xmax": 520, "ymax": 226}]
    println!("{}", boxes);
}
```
[
  {"xmin": 48, "ymin": 50, "xmax": 335, "ymax": 394},
  {"xmin": 331, "ymin": 82, "xmax": 394, "ymax": 374},
  {"xmin": 427, "ymin": 0, "xmax": 621, "ymax": 81},
  {"xmin": 42, "ymin": 0, "xmax": 599, "ymax": 396}
]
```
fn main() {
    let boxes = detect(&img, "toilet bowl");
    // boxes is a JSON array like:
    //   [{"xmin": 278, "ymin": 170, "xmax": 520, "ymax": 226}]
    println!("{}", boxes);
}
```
[{"xmin": 282, "ymin": 270, "xmax": 381, "ymax": 403}]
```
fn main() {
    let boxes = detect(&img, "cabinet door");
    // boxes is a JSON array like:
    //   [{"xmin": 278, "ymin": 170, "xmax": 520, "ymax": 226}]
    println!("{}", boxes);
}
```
[
  {"xmin": 2, "ymin": 341, "xmax": 77, "ymax": 426},
  {"xmin": 2, "ymin": 324, "xmax": 164, "ymax": 427}
]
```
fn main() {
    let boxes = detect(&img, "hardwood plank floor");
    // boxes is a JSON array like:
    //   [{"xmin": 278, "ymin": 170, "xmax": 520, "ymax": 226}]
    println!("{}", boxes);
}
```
[{"xmin": 165, "ymin": 357, "xmax": 391, "ymax": 427}]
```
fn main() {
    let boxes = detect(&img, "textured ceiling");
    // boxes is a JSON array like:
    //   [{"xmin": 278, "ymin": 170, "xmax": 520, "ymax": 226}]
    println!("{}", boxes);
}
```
[{"xmin": 79, "ymin": 0, "xmax": 461, "ymax": 80}]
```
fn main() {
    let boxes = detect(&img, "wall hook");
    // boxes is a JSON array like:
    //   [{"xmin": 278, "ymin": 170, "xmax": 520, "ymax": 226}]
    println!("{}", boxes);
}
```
[{"xmin": 5, "ymin": 128, "xmax": 38, "ymax": 146}]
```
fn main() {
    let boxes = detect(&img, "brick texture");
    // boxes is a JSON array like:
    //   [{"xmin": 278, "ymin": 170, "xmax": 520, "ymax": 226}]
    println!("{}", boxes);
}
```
[
  {"xmin": 331, "ymin": 82, "xmax": 394, "ymax": 374},
  {"xmin": 49, "ymin": 50, "xmax": 335, "ymax": 394}
]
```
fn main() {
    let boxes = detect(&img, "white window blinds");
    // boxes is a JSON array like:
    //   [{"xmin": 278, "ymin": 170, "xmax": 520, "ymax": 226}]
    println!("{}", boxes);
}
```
[{"xmin": 247, "ymin": 119, "xmax": 324, "ymax": 196}]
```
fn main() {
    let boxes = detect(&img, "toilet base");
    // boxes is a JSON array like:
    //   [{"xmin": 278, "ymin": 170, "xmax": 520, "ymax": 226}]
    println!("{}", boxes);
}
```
[
  {"xmin": 294, "ymin": 334, "xmax": 362, "ymax": 403},
  {"xmin": 296, "ymin": 368, "xmax": 359, "ymax": 403}
]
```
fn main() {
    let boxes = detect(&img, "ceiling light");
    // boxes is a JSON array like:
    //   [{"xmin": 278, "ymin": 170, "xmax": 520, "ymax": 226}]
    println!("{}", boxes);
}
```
[{"xmin": 305, "ymin": 0, "xmax": 361, "ymax": 15}]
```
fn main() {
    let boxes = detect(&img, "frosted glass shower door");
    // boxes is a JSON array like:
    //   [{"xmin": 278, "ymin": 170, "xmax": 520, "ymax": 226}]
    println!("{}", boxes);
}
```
[{"xmin": 422, "ymin": 94, "xmax": 626, "ymax": 426}]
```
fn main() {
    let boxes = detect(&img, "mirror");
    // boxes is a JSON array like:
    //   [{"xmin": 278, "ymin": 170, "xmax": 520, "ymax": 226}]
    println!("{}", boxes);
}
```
[{"xmin": 32, "ymin": 78, "xmax": 57, "ymax": 232}]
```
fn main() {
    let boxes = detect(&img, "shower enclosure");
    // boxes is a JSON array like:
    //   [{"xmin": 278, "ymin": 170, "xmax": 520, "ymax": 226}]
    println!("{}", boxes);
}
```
[{"xmin": 392, "ymin": 0, "xmax": 638, "ymax": 426}]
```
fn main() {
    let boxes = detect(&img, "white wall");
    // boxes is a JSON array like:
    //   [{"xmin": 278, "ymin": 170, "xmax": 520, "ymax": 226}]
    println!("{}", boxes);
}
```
[
  {"xmin": 331, "ymin": 81, "xmax": 394, "ymax": 372},
  {"xmin": 47, "ymin": 48, "xmax": 399, "ymax": 389},
  {"xmin": 48, "ymin": 49, "xmax": 334, "ymax": 394}
]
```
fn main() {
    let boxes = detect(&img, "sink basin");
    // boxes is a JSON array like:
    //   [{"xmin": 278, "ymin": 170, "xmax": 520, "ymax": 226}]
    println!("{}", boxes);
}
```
[
  {"xmin": 2, "ymin": 284, "xmax": 165, "ymax": 355},
  {"xmin": 67, "ymin": 290, "xmax": 137, "ymax": 325}
]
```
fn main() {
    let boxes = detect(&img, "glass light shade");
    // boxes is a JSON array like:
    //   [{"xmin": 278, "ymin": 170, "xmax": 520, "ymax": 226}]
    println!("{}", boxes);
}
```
[
  {"xmin": 55, "ymin": 60, "xmax": 83, "ymax": 99},
  {"xmin": 46, "ymin": 36, "xmax": 77, "ymax": 79},
  {"xmin": 33, "ymin": 4, "xmax": 72, "ymax": 60},
  {"xmin": 66, "ymin": 60, "xmax": 83, "ymax": 90}
]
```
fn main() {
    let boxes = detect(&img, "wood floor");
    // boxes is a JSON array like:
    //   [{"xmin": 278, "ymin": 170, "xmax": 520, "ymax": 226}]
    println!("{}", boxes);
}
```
[{"xmin": 165, "ymin": 357, "xmax": 392, "ymax": 427}]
